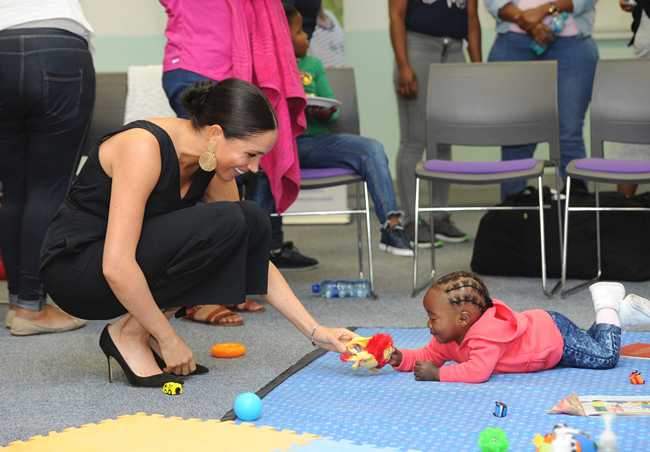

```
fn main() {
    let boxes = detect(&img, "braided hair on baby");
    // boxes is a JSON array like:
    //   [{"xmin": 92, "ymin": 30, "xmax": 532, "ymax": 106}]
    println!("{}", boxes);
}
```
[{"xmin": 433, "ymin": 271, "xmax": 493, "ymax": 313}]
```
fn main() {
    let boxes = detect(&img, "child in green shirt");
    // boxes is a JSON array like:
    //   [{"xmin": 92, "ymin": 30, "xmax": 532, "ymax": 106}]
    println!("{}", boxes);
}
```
[{"xmin": 288, "ymin": 4, "xmax": 413, "ymax": 256}]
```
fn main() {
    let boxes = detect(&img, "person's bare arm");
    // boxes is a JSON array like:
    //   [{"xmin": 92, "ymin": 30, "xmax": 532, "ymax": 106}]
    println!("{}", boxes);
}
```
[
  {"xmin": 265, "ymin": 262, "xmax": 356, "ymax": 353},
  {"xmin": 499, "ymin": 0, "xmax": 574, "ymax": 31},
  {"xmin": 466, "ymin": 0, "xmax": 483, "ymax": 62},
  {"xmin": 389, "ymin": 0, "xmax": 418, "ymax": 98},
  {"xmin": 100, "ymin": 130, "xmax": 194, "ymax": 374}
]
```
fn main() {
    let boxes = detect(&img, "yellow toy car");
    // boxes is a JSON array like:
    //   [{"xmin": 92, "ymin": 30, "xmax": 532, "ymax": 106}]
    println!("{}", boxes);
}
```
[{"xmin": 162, "ymin": 382, "xmax": 183, "ymax": 395}]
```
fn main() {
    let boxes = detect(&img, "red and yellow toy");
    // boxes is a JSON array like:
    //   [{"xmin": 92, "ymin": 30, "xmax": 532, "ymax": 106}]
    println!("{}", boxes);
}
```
[
  {"xmin": 630, "ymin": 370, "xmax": 645, "ymax": 385},
  {"xmin": 340, "ymin": 333, "xmax": 394, "ymax": 371}
]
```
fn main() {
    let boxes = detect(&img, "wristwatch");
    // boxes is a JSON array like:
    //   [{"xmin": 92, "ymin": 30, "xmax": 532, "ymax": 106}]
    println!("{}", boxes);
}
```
[{"xmin": 548, "ymin": 2, "xmax": 559, "ymax": 15}]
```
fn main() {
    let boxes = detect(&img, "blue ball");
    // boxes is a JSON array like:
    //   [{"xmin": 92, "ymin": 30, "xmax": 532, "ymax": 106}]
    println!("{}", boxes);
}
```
[{"xmin": 233, "ymin": 392, "xmax": 262, "ymax": 421}]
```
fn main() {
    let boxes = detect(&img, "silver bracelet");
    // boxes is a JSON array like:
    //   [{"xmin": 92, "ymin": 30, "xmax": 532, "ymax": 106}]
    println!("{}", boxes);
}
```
[{"xmin": 310, "ymin": 325, "xmax": 319, "ymax": 347}]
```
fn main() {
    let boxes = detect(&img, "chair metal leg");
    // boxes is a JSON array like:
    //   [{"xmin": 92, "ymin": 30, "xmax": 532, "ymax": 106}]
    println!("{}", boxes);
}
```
[
  {"xmin": 412, "ymin": 177, "xmax": 421, "ymax": 296},
  {"xmin": 561, "ymin": 179, "xmax": 602, "ymax": 298},
  {"xmin": 355, "ymin": 182, "xmax": 364, "ymax": 280},
  {"xmin": 547, "ymin": 168, "xmax": 564, "ymax": 296},
  {"xmin": 537, "ymin": 176, "xmax": 552, "ymax": 297},
  {"xmin": 363, "ymin": 181, "xmax": 377, "ymax": 298},
  {"xmin": 594, "ymin": 183, "xmax": 603, "ymax": 283},
  {"xmin": 429, "ymin": 180, "xmax": 436, "ymax": 273},
  {"xmin": 561, "ymin": 176, "xmax": 571, "ymax": 292},
  {"xmin": 411, "ymin": 177, "xmax": 436, "ymax": 297}
]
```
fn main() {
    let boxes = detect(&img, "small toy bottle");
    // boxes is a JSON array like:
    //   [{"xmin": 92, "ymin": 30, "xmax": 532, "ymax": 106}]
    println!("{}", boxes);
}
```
[
  {"xmin": 530, "ymin": 12, "xmax": 569, "ymax": 55},
  {"xmin": 597, "ymin": 414, "xmax": 618, "ymax": 452},
  {"xmin": 312, "ymin": 279, "xmax": 371, "ymax": 298}
]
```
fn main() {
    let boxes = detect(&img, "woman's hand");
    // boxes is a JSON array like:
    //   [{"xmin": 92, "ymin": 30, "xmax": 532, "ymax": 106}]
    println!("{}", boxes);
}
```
[
  {"xmin": 531, "ymin": 22, "xmax": 554, "ymax": 45},
  {"xmin": 306, "ymin": 106, "xmax": 338, "ymax": 122},
  {"xmin": 312, "ymin": 326, "xmax": 358, "ymax": 353},
  {"xmin": 414, "ymin": 360, "xmax": 440, "ymax": 381},
  {"xmin": 388, "ymin": 349, "xmax": 403, "ymax": 367},
  {"xmin": 517, "ymin": 7, "xmax": 547, "ymax": 32},
  {"xmin": 158, "ymin": 332, "xmax": 197, "ymax": 376},
  {"xmin": 396, "ymin": 64, "xmax": 418, "ymax": 99}
]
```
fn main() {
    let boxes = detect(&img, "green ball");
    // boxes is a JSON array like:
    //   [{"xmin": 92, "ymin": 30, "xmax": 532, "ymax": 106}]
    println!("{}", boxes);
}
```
[{"xmin": 478, "ymin": 427, "xmax": 509, "ymax": 452}]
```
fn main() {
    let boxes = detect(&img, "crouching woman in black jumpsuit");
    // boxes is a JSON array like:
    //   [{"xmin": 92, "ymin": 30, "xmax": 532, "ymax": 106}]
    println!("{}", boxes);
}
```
[{"xmin": 40, "ymin": 78, "xmax": 356, "ymax": 387}]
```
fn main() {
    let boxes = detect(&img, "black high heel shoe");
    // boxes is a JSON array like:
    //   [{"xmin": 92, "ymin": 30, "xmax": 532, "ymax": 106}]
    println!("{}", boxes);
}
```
[
  {"xmin": 99, "ymin": 325, "xmax": 183, "ymax": 387},
  {"xmin": 151, "ymin": 348, "xmax": 209, "ymax": 376}
]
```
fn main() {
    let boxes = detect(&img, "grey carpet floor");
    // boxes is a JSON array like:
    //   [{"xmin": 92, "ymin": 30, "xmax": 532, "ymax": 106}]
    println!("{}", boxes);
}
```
[{"xmin": 2, "ymin": 201, "xmax": 649, "ymax": 446}]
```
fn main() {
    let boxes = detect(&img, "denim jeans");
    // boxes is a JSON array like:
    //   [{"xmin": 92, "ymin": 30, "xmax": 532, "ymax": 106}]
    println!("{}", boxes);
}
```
[
  {"xmin": 248, "ymin": 133, "xmax": 404, "ymax": 249},
  {"xmin": 297, "ymin": 133, "xmax": 403, "ymax": 225},
  {"xmin": 488, "ymin": 32, "xmax": 599, "ymax": 199},
  {"xmin": 0, "ymin": 28, "xmax": 95, "ymax": 310},
  {"xmin": 548, "ymin": 311, "xmax": 621, "ymax": 370},
  {"xmin": 162, "ymin": 68, "xmax": 213, "ymax": 119}
]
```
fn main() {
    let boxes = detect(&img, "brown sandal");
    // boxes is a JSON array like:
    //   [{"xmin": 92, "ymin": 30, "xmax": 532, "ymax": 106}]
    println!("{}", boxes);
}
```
[
  {"xmin": 227, "ymin": 298, "xmax": 266, "ymax": 313},
  {"xmin": 184, "ymin": 305, "xmax": 244, "ymax": 327}
]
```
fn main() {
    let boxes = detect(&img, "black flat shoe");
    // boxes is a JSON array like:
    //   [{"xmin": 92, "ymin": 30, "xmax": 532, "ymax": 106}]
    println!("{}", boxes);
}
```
[
  {"xmin": 151, "ymin": 348, "xmax": 209, "ymax": 375},
  {"xmin": 99, "ymin": 325, "xmax": 183, "ymax": 387}
]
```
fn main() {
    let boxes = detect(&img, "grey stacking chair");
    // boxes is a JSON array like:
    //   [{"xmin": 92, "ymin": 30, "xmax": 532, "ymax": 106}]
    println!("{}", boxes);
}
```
[
  {"xmin": 412, "ymin": 61, "xmax": 563, "ymax": 297},
  {"xmin": 561, "ymin": 59, "xmax": 650, "ymax": 297},
  {"xmin": 275, "ymin": 67, "xmax": 376, "ymax": 297}
]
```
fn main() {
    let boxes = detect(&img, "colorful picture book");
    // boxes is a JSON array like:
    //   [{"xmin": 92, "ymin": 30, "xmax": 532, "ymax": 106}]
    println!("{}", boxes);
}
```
[{"xmin": 549, "ymin": 393, "xmax": 650, "ymax": 416}]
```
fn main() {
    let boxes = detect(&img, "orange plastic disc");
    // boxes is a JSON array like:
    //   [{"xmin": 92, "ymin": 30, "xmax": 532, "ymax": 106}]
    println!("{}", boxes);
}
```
[{"xmin": 211, "ymin": 342, "xmax": 247, "ymax": 359}]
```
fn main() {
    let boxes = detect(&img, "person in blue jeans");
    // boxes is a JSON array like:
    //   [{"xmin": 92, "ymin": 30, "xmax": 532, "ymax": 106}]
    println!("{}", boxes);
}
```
[
  {"xmin": 266, "ymin": 4, "xmax": 413, "ymax": 257},
  {"xmin": 484, "ymin": 0, "xmax": 597, "ymax": 199}
]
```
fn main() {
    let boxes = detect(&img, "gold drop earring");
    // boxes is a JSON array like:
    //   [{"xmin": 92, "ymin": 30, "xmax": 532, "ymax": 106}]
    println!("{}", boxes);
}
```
[{"xmin": 199, "ymin": 142, "xmax": 217, "ymax": 172}]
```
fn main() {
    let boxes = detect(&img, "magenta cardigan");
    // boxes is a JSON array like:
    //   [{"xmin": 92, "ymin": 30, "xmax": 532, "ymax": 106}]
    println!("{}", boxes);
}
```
[{"xmin": 161, "ymin": 0, "xmax": 306, "ymax": 212}]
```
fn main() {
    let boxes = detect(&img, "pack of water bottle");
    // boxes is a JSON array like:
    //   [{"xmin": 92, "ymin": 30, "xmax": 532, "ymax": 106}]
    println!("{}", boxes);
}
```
[{"xmin": 311, "ymin": 279, "xmax": 371, "ymax": 299}]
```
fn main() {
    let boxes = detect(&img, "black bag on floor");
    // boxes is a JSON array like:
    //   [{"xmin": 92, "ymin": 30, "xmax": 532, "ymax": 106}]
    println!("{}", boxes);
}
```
[{"xmin": 470, "ymin": 186, "xmax": 650, "ymax": 281}]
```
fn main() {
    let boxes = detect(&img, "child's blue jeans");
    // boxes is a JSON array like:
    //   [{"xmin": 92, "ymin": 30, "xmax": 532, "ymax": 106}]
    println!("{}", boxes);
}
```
[
  {"xmin": 548, "ymin": 311, "xmax": 621, "ymax": 370},
  {"xmin": 296, "ymin": 133, "xmax": 403, "ymax": 226}
]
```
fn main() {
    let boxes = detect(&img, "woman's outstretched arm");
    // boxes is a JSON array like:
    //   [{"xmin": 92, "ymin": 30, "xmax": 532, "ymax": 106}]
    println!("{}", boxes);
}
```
[{"xmin": 265, "ymin": 262, "xmax": 357, "ymax": 353}]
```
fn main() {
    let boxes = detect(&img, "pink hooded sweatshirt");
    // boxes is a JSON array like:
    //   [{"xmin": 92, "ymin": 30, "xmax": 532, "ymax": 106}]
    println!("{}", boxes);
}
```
[
  {"xmin": 161, "ymin": 0, "xmax": 306, "ymax": 213},
  {"xmin": 395, "ymin": 300, "xmax": 564, "ymax": 383}
]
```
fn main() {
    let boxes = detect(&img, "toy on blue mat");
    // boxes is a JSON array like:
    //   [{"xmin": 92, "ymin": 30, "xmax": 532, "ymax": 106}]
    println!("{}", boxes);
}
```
[
  {"xmin": 340, "ymin": 334, "xmax": 394, "ymax": 371},
  {"xmin": 629, "ymin": 369, "xmax": 645, "ymax": 385},
  {"xmin": 597, "ymin": 414, "xmax": 618, "ymax": 452},
  {"xmin": 234, "ymin": 392, "xmax": 262, "ymax": 421},
  {"xmin": 493, "ymin": 401, "xmax": 507, "ymax": 418},
  {"xmin": 532, "ymin": 423, "xmax": 597, "ymax": 452},
  {"xmin": 161, "ymin": 381, "xmax": 183, "ymax": 395},
  {"xmin": 478, "ymin": 427, "xmax": 508, "ymax": 452}
]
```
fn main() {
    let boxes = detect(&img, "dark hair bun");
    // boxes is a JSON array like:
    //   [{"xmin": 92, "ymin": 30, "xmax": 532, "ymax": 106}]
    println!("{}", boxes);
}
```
[
  {"xmin": 181, "ymin": 80, "xmax": 216, "ymax": 117},
  {"xmin": 177, "ymin": 78, "xmax": 277, "ymax": 139}
]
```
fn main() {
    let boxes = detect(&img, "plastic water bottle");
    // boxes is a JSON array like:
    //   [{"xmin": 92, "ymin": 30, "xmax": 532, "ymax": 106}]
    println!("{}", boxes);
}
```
[
  {"xmin": 312, "ymin": 279, "xmax": 371, "ymax": 298},
  {"xmin": 530, "ymin": 12, "xmax": 569, "ymax": 55}
]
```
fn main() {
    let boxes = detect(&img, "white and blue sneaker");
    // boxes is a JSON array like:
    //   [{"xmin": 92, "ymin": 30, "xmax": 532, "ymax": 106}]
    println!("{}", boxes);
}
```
[
  {"xmin": 620, "ymin": 294, "xmax": 650, "ymax": 331},
  {"xmin": 379, "ymin": 225, "xmax": 414, "ymax": 257}
]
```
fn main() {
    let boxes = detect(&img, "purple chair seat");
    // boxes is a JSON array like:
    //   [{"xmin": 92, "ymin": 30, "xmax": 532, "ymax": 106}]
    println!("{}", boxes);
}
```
[
  {"xmin": 423, "ymin": 158, "xmax": 538, "ymax": 174},
  {"xmin": 301, "ymin": 167, "xmax": 356, "ymax": 179},
  {"xmin": 573, "ymin": 158, "xmax": 650, "ymax": 174}
]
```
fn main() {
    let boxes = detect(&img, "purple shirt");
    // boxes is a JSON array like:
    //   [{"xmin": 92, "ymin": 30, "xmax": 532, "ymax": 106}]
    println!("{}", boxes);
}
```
[{"xmin": 160, "ymin": 0, "xmax": 234, "ymax": 81}]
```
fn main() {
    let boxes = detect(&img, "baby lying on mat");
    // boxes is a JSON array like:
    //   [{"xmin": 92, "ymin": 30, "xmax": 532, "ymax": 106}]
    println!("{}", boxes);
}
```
[{"xmin": 388, "ymin": 271, "xmax": 650, "ymax": 383}]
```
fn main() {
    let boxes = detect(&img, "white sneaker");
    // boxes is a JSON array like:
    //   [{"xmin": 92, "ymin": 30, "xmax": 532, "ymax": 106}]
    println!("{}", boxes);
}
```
[
  {"xmin": 589, "ymin": 282, "xmax": 626, "ymax": 312},
  {"xmin": 620, "ymin": 294, "xmax": 650, "ymax": 331}
]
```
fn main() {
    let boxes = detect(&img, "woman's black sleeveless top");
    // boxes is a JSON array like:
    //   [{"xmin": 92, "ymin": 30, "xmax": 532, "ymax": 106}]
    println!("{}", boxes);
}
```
[{"xmin": 41, "ymin": 120, "xmax": 215, "ymax": 268}]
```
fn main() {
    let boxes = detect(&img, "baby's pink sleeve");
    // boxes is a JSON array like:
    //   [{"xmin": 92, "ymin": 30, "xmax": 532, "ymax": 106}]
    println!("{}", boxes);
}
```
[
  {"xmin": 394, "ymin": 339, "xmax": 448, "ymax": 372},
  {"xmin": 437, "ymin": 341, "xmax": 502, "ymax": 383}
]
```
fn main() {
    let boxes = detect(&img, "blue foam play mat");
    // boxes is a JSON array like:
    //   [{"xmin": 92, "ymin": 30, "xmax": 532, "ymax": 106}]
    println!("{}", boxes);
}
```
[{"xmin": 234, "ymin": 328, "xmax": 650, "ymax": 451}]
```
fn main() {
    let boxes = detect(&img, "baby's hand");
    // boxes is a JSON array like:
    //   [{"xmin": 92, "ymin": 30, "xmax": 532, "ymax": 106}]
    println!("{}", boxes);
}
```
[
  {"xmin": 414, "ymin": 360, "xmax": 439, "ymax": 381},
  {"xmin": 388, "ymin": 349, "xmax": 403, "ymax": 367}
]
